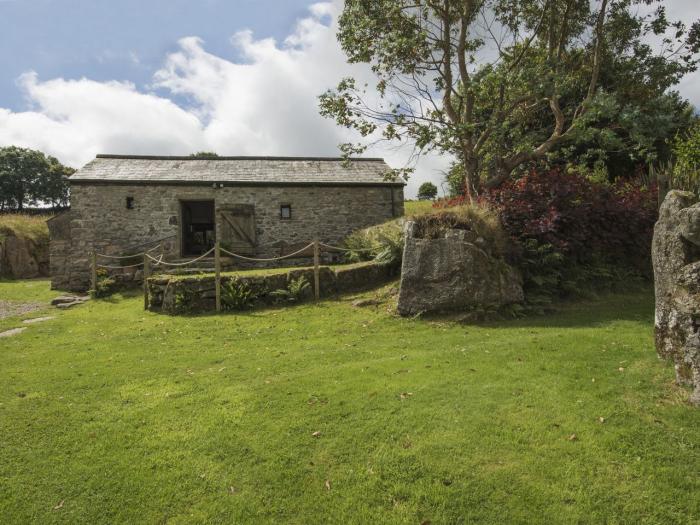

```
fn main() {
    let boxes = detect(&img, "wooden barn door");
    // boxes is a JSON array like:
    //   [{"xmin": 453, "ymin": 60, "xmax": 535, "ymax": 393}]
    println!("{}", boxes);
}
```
[{"xmin": 218, "ymin": 204, "xmax": 256, "ymax": 255}]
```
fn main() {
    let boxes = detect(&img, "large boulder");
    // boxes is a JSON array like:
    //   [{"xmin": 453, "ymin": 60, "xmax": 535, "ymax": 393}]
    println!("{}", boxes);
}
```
[
  {"xmin": 652, "ymin": 190, "xmax": 700, "ymax": 405},
  {"xmin": 397, "ymin": 222, "xmax": 523, "ymax": 316},
  {"xmin": 0, "ymin": 234, "xmax": 49, "ymax": 278}
]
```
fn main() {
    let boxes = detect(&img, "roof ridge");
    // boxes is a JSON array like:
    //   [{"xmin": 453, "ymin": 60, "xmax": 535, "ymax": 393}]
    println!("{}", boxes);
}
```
[{"xmin": 95, "ymin": 154, "xmax": 386, "ymax": 162}]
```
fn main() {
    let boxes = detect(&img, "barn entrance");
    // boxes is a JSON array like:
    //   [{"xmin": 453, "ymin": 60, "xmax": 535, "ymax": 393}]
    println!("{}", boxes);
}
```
[
  {"xmin": 181, "ymin": 200, "xmax": 215, "ymax": 256},
  {"xmin": 218, "ymin": 204, "xmax": 257, "ymax": 255}
]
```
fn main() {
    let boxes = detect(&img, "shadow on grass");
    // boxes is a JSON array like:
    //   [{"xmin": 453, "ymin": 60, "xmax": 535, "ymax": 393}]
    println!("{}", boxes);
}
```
[
  {"xmin": 95, "ymin": 283, "xmax": 654, "ymax": 330},
  {"xmin": 420, "ymin": 288, "xmax": 655, "ymax": 330}
]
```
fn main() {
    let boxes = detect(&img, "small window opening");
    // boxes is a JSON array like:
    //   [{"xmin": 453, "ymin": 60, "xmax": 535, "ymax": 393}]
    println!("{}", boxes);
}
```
[
  {"xmin": 280, "ymin": 204, "xmax": 292, "ymax": 220},
  {"xmin": 126, "ymin": 196, "xmax": 134, "ymax": 209}
]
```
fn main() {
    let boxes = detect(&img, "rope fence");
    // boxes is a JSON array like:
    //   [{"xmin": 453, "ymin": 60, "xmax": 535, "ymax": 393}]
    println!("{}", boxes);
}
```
[
  {"xmin": 219, "ymin": 243, "xmax": 314, "ymax": 262},
  {"xmin": 90, "ymin": 239, "xmax": 376, "ymax": 312}
]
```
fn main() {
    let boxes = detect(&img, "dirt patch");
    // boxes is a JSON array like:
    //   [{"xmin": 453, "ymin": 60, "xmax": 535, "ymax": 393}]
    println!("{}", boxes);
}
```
[{"xmin": 0, "ymin": 300, "xmax": 44, "ymax": 320}]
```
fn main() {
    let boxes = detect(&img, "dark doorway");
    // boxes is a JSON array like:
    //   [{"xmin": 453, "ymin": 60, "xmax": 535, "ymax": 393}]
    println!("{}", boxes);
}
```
[{"xmin": 181, "ymin": 200, "xmax": 215, "ymax": 256}]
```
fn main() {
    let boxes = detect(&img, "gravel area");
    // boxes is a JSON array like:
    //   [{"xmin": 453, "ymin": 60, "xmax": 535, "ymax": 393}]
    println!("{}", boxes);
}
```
[{"xmin": 0, "ymin": 300, "xmax": 44, "ymax": 320}]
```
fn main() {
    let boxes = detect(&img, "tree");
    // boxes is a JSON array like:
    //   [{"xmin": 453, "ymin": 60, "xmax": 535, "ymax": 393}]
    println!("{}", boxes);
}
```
[
  {"xmin": 666, "ymin": 119, "xmax": 700, "ymax": 195},
  {"xmin": 0, "ymin": 146, "xmax": 72, "ymax": 211},
  {"xmin": 320, "ymin": 0, "xmax": 700, "ymax": 200},
  {"xmin": 417, "ymin": 181, "xmax": 438, "ymax": 200},
  {"xmin": 38, "ymin": 157, "xmax": 73, "ymax": 209},
  {"xmin": 189, "ymin": 151, "xmax": 220, "ymax": 158}
]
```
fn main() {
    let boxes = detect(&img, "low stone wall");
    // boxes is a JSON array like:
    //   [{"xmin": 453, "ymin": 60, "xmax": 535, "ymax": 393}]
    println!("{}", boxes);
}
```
[
  {"xmin": 0, "ymin": 234, "xmax": 49, "ymax": 279},
  {"xmin": 147, "ymin": 262, "xmax": 394, "ymax": 314},
  {"xmin": 397, "ymin": 222, "xmax": 523, "ymax": 316},
  {"xmin": 652, "ymin": 190, "xmax": 700, "ymax": 405}
]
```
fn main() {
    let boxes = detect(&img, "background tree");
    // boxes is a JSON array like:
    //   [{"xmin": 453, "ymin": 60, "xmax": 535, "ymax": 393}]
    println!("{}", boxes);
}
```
[
  {"xmin": 0, "ymin": 146, "xmax": 72, "ymax": 211},
  {"xmin": 189, "ymin": 151, "xmax": 220, "ymax": 158},
  {"xmin": 320, "ymin": 0, "xmax": 700, "ymax": 199},
  {"xmin": 662, "ymin": 119, "xmax": 700, "ymax": 196},
  {"xmin": 417, "ymin": 181, "xmax": 439, "ymax": 200}
]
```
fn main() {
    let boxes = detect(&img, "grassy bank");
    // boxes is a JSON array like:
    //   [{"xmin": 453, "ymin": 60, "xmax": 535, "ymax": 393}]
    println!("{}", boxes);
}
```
[
  {"xmin": 0, "ymin": 213, "xmax": 50, "ymax": 242},
  {"xmin": 0, "ymin": 281, "xmax": 698, "ymax": 524}
]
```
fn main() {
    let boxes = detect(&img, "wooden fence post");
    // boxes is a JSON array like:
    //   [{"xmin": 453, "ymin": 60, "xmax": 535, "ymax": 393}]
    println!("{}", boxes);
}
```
[
  {"xmin": 90, "ymin": 251, "xmax": 97, "ymax": 292},
  {"xmin": 143, "ymin": 254, "xmax": 151, "ymax": 310},
  {"xmin": 215, "ymin": 241, "xmax": 221, "ymax": 312},
  {"xmin": 313, "ymin": 239, "xmax": 320, "ymax": 301}
]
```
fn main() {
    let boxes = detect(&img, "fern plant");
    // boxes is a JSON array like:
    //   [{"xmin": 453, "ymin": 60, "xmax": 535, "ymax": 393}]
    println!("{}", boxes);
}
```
[
  {"xmin": 221, "ymin": 278, "xmax": 257, "ymax": 311},
  {"xmin": 270, "ymin": 276, "xmax": 311, "ymax": 303}
]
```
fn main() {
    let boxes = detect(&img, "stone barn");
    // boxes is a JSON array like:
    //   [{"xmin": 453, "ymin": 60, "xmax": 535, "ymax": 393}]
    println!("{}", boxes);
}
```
[{"xmin": 50, "ymin": 154, "xmax": 405, "ymax": 291}]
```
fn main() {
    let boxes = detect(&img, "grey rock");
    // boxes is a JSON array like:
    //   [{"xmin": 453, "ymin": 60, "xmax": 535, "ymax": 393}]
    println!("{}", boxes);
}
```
[
  {"xmin": 56, "ymin": 301, "xmax": 83, "ymax": 309},
  {"xmin": 652, "ymin": 190, "xmax": 700, "ymax": 405},
  {"xmin": 352, "ymin": 298, "xmax": 381, "ymax": 307},
  {"xmin": 0, "ymin": 234, "xmax": 49, "ymax": 279},
  {"xmin": 51, "ymin": 295, "xmax": 89, "ymax": 306},
  {"xmin": 684, "ymin": 333, "xmax": 700, "ymax": 406},
  {"xmin": 51, "ymin": 296, "xmax": 78, "ymax": 305},
  {"xmin": 22, "ymin": 316, "xmax": 56, "ymax": 324},
  {"xmin": 0, "ymin": 327, "xmax": 27, "ymax": 338},
  {"xmin": 397, "ymin": 221, "xmax": 523, "ymax": 316}
]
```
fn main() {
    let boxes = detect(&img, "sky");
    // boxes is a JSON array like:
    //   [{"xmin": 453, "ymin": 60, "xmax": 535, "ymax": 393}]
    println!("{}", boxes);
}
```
[{"xmin": 0, "ymin": 0, "xmax": 699, "ymax": 198}]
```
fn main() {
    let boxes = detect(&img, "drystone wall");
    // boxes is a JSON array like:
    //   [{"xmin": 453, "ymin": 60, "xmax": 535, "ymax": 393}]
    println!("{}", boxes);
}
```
[
  {"xmin": 52, "ymin": 183, "xmax": 403, "ymax": 291},
  {"xmin": 652, "ymin": 190, "xmax": 700, "ymax": 405},
  {"xmin": 397, "ymin": 221, "xmax": 523, "ymax": 316},
  {"xmin": 147, "ymin": 262, "xmax": 394, "ymax": 314}
]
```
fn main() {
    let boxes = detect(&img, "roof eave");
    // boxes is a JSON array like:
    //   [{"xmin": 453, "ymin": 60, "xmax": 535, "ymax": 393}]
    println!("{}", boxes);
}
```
[{"xmin": 69, "ymin": 179, "xmax": 406, "ymax": 187}]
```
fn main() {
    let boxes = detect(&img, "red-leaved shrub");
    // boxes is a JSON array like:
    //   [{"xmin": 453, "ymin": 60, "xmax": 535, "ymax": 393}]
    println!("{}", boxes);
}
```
[
  {"xmin": 481, "ymin": 169, "xmax": 658, "ymax": 272},
  {"xmin": 434, "ymin": 168, "xmax": 658, "ymax": 308}
]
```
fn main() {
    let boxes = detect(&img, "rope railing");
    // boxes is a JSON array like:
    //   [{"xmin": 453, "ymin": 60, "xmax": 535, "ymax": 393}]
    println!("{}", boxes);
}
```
[
  {"xmin": 318, "ymin": 242, "xmax": 374, "ymax": 253},
  {"xmin": 96, "ymin": 261, "xmax": 144, "ymax": 269},
  {"xmin": 91, "ymin": 238, "xmax": 376, "ymax": 312},
  {"xmin": 146, "ymin": 247, "xmax": 215, "ymax": 267},
  {"xmin": 96, "ymin": 242, "xmax": 164, "ymax": 260},
  {"xmin": 219, "ymin": 243, "xmax": 314, "ymax": 262},
  {"xmin": 98, "ymin": 253, "xmax": 166, "ymax": 269}
]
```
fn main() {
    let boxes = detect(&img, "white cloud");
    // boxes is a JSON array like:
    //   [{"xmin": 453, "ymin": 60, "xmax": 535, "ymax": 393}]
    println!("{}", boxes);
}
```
[
  {"xmin": 0, "ymin": 1, "xmax": 450, "ymax": 197},
  {"xmin": 0, "ymin": 72, "xmax": 206, "ymax": 167},
  {"xmin": 6, "ymin": 0, "xmax": 696, "ymax": 198}
]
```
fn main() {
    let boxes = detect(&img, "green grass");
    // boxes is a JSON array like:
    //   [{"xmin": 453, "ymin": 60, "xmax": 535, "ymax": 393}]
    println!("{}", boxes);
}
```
[
  {"xmin": 404, "ymin": 200, "xmax": 435, "ymax": 216},
  {"xmin": 0, "ymin": 279, "xmax": 61, "ymax": 331},
  {"xmin": 0, "ymin": 281, "xmax": 698, "ymax": 524},
  {"xmin": 0, "ymin": 214, "xmax": 50, "ymax": 242}
]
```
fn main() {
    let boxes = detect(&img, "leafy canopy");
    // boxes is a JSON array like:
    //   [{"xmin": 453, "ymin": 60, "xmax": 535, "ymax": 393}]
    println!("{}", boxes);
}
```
[
  {"xmin": 417, "ymin": 181, "xmax": 438, "ymax": 200},
  {"xmin": 320, "ymin": 0, "xmax": 700, "ymax": 198},
  {"xmin": 0, "ymin": 146, "xmax": 73, "ymax": 211}
]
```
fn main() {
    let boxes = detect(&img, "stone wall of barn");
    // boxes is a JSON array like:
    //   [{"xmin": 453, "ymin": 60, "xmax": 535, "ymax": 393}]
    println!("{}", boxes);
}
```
[{"xmin": 51, "ymin": 183, "xmax": 404, "ymax": 291}]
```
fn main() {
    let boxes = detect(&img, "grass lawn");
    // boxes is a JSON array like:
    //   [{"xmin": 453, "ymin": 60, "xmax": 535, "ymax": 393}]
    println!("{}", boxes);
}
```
[
  {"xmin": 404, "ymin": 200, "xmax": 436, "ymax": 216},
  {"xmin": 0, "ymin": 280, "xmax": 698, "ymax": 524}
]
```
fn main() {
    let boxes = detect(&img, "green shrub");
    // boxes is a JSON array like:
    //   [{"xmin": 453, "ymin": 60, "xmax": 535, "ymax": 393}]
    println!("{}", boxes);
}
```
[
  {"xmin": 91, "ymin": 269, "xmax": 118, "ymax": 298},
  {"xmin": 665, "ymin": 122, "xmax": 700, "ymax": 195},
  {"xmin": 343, "ymin": 219, "xmax": 404, "ymax": 270},
  {"xmin": 221, "ymin": 278, "xmax": 257, "ymax": 311},
  {"xmin": 270, "ymin": 276, "xmax": 312, "ymax": 303}
]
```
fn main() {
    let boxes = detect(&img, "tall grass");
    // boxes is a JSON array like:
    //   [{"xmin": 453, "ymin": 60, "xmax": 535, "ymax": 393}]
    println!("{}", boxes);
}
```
[
  {"xmin": 411, "ymin": 202, "xmax": 508, "ymax": 256},
  {"xmin": 0, "ymin": 213, "xmax": 51, "ymax": 242}
]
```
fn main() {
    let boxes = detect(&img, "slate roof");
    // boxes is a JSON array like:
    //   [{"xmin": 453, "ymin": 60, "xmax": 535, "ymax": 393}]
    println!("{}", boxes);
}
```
[{"xmin": 69, "ymin": 155, "xmax": 404, "ymax": 186}]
